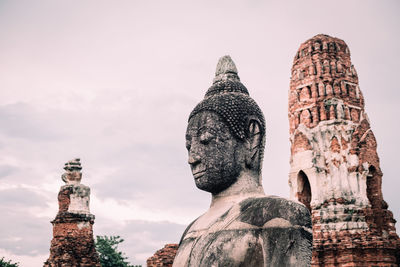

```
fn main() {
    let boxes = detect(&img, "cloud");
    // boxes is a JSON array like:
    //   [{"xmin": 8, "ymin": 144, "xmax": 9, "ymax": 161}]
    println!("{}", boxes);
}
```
[
  {"xmin": 0, "ymin": 103, "xmax": 64, "ymax": 141},
  {"xmin": 0, "ymin": 187, "xmax": 48, "ymax": 207},
  {"xmin": 89, "ymin": 141, "xmax": 210, "ymax": 224},
  {"xmin": 0, "ymin": 165, "xmax": 18, "ymax": 179},
  {"xmin": 0, "ymin": 188, "xmax": 52, "ymax": 256},
  {"xmin": 0, "ymin": 186, "xmax": 187, "ymax": 266},
  {"xmin": 0, "ymin": 249, "xmax": 47, "ymax": 267},
  {"xmin": 94, "ymin": 219, "xmax": 186, "ymax": 266}
]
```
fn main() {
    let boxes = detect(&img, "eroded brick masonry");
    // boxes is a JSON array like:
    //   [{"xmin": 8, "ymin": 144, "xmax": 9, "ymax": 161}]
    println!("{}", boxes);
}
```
[
  {"xmin": 44, "ymin": 159, "xmax": 100, "ymax": 267},
  {"xmin": 147, "ymin": 244, "xmax": 178, "ymax": 267},
  {"xmin": 288, "ymin": 34, "xmax": 400, "ymax": 266}
]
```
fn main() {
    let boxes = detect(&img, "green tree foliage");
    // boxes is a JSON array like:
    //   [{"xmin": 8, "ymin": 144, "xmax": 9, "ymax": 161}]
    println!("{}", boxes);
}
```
[
  {"xmin": 95, "ymin": 235, "xmax": 141, "ymax": 267},
  {"xmin": 0, "ymin": 257, "xmax": 19, "ymax": 267}
]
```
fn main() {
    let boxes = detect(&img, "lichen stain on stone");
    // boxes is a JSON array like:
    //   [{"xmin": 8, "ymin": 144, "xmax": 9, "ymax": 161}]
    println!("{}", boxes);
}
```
[{"xmin": 77, "ymin": 221, "xmax": 90, "ymax": 230}]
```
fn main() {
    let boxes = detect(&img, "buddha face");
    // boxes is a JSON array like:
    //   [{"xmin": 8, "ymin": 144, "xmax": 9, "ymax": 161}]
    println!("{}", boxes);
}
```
[{"xmin": 186, "ymin": 111, "xmax": 246, "ymax": 194}]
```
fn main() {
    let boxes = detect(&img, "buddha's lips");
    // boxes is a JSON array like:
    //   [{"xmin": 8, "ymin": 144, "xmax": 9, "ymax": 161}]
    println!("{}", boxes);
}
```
[{"xmin": 193, "ymin": 170, "xmax": 206, "ymax": 179}]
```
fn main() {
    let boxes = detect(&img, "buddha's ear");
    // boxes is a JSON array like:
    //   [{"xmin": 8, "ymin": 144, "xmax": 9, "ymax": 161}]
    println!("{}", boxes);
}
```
[{"xmin": 245, "ymin": 118, "xmax": 262, "ymax": 169}]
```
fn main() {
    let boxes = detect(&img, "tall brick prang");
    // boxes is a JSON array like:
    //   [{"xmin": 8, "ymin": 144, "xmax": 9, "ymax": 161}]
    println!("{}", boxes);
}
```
[
  {"xmin": 288, "ymin": 34, "xmax": 400, "ymax": 266},
  {"xmin": 44, "ymin": 158, "xmax": 101, "ymax": 267}
]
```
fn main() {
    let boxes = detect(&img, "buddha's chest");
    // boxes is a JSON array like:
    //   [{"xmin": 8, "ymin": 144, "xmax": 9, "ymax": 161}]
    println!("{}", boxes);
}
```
[
  {"xmin": 173, "ymin": 228, "xmax": 264, "ymax": 267},
  {"xmin": 173, "ymin": 197, "xmax": 312, "ymax": 266}
]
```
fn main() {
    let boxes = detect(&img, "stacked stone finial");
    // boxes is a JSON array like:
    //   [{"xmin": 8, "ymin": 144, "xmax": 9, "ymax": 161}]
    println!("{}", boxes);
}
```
[
  {"xmin": 288, "ymin": 34, "xmax": 400, "ymax": 266},
  {"xmin": 61, "ymin": 158, "xmax": 83, "ymax": 184},
  {"xmin": 44, "ymin": 158, "xmax": 100, "ymax": 267}
]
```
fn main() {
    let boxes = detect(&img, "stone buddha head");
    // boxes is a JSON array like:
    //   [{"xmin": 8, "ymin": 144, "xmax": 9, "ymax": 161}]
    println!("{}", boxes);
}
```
[{"xmin": 186, "ymin": 56, "xmax": 265, "ymax": 194}]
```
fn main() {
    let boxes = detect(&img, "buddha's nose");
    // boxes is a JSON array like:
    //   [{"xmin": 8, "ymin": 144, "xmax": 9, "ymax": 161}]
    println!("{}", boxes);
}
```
[{"xmin": 188, "ymin": 146, "xmax": 201, "ymax": 165}]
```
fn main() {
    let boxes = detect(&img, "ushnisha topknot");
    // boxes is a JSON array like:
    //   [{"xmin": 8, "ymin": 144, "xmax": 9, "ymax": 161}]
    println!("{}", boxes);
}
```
[
  {"xmin": 207, "ymin": 55, "xmax": 249, "ymax": 97},
  {"xmin": 189, "ymin": 55, "xmax": 265, "ymax": 141}
]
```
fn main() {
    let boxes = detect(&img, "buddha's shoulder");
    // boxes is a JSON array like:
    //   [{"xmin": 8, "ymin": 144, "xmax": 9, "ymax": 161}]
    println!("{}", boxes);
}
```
[{"xmin": 236, "ymin": 195, "xmax": 312, "ymax": 228}]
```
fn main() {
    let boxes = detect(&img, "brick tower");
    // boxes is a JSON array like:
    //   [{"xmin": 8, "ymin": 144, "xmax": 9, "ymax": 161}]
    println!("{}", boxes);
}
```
[
  {"xmin": 44, "ymin": 158, "xmax": 101, "ymax": 267},
  {"xmin": 288, "ymin": 34, "xmax": 400, "ymax": 266}
]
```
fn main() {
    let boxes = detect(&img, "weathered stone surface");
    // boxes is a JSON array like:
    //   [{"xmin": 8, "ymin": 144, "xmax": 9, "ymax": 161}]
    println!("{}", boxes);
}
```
[
  {"xmin": 44, "ymin": 159, "xmax": 100, "ymax": 267},
  {"xmin": 61, "ymin": 158, "xmax": 83, "ymax": 184},
  {"xmin": 288, "ymin": 34, "xmax": 400, "ymax": 266},
  {"xmin": 173, "ymin": 55, "xmax": 312, "ymax": 267},
  {"xmin": 147, "ymin": 244, "xmax": 179, "ymax": 267}
]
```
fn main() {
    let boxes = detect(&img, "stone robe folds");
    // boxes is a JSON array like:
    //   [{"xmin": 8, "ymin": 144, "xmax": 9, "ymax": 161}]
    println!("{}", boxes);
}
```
[{"xmin": 173, "ymin": 196, "xmax": 312, "ymax": 267}]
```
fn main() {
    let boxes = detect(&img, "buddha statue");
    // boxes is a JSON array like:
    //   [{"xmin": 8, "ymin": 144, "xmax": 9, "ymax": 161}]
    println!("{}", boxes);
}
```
[{"xmin": 173, "ymin": 56, "xmax": 312, "ymax": 267}]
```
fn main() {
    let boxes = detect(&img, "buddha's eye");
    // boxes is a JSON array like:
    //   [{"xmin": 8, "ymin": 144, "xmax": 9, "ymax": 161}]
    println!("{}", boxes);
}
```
[{"xmin": 200, "ymin": 131, "xmax": 214, "ymax": 145}]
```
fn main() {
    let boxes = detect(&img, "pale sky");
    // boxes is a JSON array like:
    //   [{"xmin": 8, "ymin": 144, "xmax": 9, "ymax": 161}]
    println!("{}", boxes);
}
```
[{"xmin": 0, "ymin": 1, "xmax": 399, "ymax": 266}]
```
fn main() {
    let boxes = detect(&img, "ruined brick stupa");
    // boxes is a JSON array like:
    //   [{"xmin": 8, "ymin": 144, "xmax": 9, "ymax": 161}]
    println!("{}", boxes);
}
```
[
  {"xmin": 44, "ymin": 158, "xmax": 101, "ymax": 267},
  {"xmin": 288, "ymin": 34, "xmax": 400, "ymax": 266},
  {"xmin": 147, "ymin": 244, "xmax": 178, "ymax": 267}
]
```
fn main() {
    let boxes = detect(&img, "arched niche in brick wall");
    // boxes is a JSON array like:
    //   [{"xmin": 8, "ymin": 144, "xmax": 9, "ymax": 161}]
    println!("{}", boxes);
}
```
[
  {"xmin": 297, "ymin": 170, "xmax": 312, "ymax": 212},
  {"xmin": 367, "ymin": 165, "xmax": 379, "ymax": 208},
  {"xmin": 367, "ymin": 165, "xmax": 383, "ymax": 232}
]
